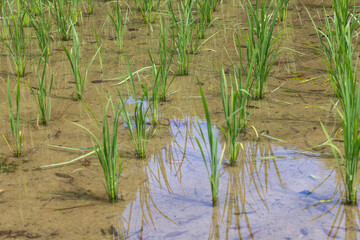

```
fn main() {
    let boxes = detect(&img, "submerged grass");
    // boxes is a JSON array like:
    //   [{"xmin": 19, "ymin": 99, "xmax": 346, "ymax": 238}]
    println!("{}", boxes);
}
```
[
  {"xmin": 75, "ymin": 99, "xmax": 123, "ymax": 201},
  {"xmin": 308, "ymin": 0, "xmax": 360, "ymax": 204},
  {"xmin": 195, "ymin": 77, "xmax": 225, "ymax": 206}
]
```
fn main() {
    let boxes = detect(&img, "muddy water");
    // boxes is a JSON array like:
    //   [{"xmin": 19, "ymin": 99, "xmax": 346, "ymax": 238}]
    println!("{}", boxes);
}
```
[{"xmin": 1, "ymin": 0, "xmax": 360, "ymax": 239}]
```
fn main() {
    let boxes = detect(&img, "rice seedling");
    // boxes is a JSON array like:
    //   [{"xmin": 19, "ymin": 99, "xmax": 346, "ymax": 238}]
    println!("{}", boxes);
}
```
[
  {"xmin": 29, "ymin": 0, "xmax": 44, "ymax": 17},
  {"xmin": 118, "ymin": 90, "xmax": 151, "ymax": 158},
  {"xmin": 0, "ymin": 1, "xmax": 3, "ymax": 15},
  {"xmin": 0, "ymin": 0, "xmax": 9, "ymax": 38},
  {"xmin": 26, "ymin": 50, "xmax": 53, "ymax": 126},
  {"xmin": 219, "ymin": 66, "xmax": 253, "ymax": 165},
  {"xmin": 209, "ymin": 0, "xmax": 218, "ymax": 11},
  {"xmin": 156, "ymin": 18, "xmax": 175, "ymax": 101},
  {"xmin": 18, "ymin": 0, "xmax": 43, "ymax": 18},
  {"xmin": 135, "ymin": 0, "xmax": 160, "ymax": 23},
  {"xmin": 62, "ymin": 25, "xmax": 100, "ymax": 100},
  {"xmin": 85, "ymin": 0, "xmax": 96, "ymax": 15},
  {"xmin": 94, "ymin": 20, "xmax": 107, "ymax": 73},
  {"xmin": 195, "ymin": 77, "xmax": 226, "ymax": 206},
  {"xmin": 7, "ymin": 76, "xmax": 22, "ymax": 157},
  {"xmin": 118, "ymin": 57, "xmax": 152, "ymax": 158},
  {"xmin": 168, "ymin": 0, "xmax": 194, "ymax": 75},
  {"xmin": 17, "ymin": 0, "xmax": 31, "ymax": 26},
  {"xmin": 0, "ymin": 5, "xmax": 28, "ymax": 77},
  {"xmin": 30, "ymin": 1, "xmax": 51, "ymax": 56},
  {"xmin": 194, "ymin": 1, "xmax": 211, "ymax": 41},
  {"xmin": 277, "ymin": 0, "xmax": 289, "ymax": 21},
  {"xmin": 107, "ymin": 0, "xmax": 128, "ymax": 53},
  {"xmin": 125, "ymin": 21, "xmax": 173, "ymax": 126},
  {"xmin": 192, "ymin": 1, "xmax": 219, "ymax": 55},
  {"xmin": 308, "ymin": 0, "xmax": 360, "ymax": 204},
  {"xmin": 74, "ymin": 99, "xmax": 123, "ymax": 201},
  {"xmin": 196, "ymin": 0, "xmax": 214, "ymax": 24},
  {"xmin": 245, "ymin": 0, "xmax": 282, "ymax": 99},
  {"xmin": 49, "ymin": 0, "xmax": 73, "ymax": 41},
  {"xmin": 146, "ymin": 50, "xmax": 162, "ymax": 125},
  {"xmin": 70, "ymin": 0, "xmax": 82, "ymax": 25},
  {"xmin": 119, "ymin": 92, "xmax": 151, "ymax": 158},
  {"xmin": 0, "ymin": 0, "xmax": 5, "ymax": 16}
]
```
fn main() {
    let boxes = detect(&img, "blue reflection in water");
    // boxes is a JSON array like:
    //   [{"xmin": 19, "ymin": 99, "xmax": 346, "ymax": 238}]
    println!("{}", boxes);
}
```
[
  {"xmin": 121, "ymin": 96, "xmax": 152, "ymax": 128},
  {"xmin": 114, "ymin": 118, "xmax": 354, "ymax": 239}
]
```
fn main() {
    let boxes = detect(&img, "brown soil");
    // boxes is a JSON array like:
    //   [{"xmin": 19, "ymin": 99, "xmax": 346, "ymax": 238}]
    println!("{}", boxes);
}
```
[{"xmin": 0, "ymin": 0, "xmax": 359, "ymax": 239}]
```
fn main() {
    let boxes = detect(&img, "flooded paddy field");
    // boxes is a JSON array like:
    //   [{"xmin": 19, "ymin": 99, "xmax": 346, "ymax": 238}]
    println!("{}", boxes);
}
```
[{"xmin": 0, "ymin": 0, "xmax": 360, "ymax": 239}]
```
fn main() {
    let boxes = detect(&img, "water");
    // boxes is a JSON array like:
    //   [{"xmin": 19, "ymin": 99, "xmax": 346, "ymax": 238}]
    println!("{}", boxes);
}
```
[{"xmin": 112, "ymin": 119, "xmax": 355, "ymax": 239}]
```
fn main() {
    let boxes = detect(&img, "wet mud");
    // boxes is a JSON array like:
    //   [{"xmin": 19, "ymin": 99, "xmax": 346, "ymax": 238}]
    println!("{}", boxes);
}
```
[{"xmin": 0, "ymin": 0, "xmax": 360, "ymax": 239}]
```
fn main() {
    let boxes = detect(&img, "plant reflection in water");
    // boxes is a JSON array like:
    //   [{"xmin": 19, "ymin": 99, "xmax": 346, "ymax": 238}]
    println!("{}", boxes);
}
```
[
  {"xmin": 221, "ymin": 139, "xmax": 283, "ymax": 238},
  {"xmin": 302, "ymin": 177, "xmax": 360, "ymax": 238},
  {"xmin": 115, "ymin": 117, "xmax": 289, "ymax": 238}
]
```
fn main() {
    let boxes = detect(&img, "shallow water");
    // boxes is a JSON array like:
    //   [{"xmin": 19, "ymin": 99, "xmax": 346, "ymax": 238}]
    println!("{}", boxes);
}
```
[
  {"xmin": 117, "ymin": 118, "xmax": 356, "ymax": 239},
  {"xmin": 1, "ymin": 0, "xmax": 360, "ymax": 239}
]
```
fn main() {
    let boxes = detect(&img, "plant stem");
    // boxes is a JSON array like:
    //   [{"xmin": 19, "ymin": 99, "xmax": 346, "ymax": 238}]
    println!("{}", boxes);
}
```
[{"xmin": 7, "ymin": 76, "xmax": 22, "ymax": 157}]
